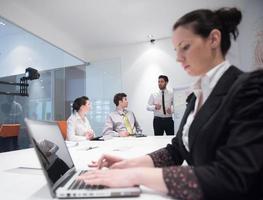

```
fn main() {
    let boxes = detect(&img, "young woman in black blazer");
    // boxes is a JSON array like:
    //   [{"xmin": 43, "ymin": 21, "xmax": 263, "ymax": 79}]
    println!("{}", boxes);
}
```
[{"xmin": 78, "ymin": 7, "xmax": 263, "ymax": 200}]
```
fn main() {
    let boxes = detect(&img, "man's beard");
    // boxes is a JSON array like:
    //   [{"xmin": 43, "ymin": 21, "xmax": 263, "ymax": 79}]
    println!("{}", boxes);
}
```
[{"xmin": 159, "ymin": 85, "xmax": 166, "ymax": 90}]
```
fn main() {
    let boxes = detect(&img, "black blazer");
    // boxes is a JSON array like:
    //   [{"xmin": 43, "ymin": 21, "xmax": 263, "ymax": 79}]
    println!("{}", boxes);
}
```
[{"xmin": 166, "ymin": 66, "xmax": 263, "ymax": 199}]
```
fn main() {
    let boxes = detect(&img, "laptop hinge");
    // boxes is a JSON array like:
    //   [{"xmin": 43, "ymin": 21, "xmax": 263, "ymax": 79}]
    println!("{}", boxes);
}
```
[{"xmin": 53, "ymin": 167, "xmax": 77, "ymax": 191}]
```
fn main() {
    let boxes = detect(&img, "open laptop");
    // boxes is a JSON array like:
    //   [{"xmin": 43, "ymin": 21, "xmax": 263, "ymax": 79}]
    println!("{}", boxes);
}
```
[{"xmin": 25, "ymin": 118, "xmax": 141, "ymax": 198}]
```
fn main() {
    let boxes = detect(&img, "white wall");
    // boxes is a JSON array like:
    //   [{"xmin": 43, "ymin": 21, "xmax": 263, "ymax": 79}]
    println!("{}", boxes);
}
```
[{"xmin": 85, "ymin": 39, "xmax": 195, "ymax": 135}]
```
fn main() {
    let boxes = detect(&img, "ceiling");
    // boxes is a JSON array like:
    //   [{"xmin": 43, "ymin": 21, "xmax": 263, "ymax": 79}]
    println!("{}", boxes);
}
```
[
  {"xmin": 0, "ymin": 17, "xmax": 24, "ymax": 38},
  {"xmin": 0, "ymin": 0, "xmax": 242, "ymax": 60}
]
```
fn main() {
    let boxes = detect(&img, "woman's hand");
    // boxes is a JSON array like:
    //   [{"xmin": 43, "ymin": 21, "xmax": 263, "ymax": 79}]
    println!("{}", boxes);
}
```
[
  {"xmin": 88, "ymin": 154, "xmax": 124, "ymax": 169},
  {"xmin": 89, "ymin": 154, "xmax": 154, "ymax": 169},
  {"xmin": 78, "ymin": 168, "xmax": 139, "ymax": 188},
  {"xmin": 85, "ymin": 130, "xmax": 94, "ymax": 140},
  {"xmin": 77, "ymin": 167, "xmax": 168, "ymax": 194}
]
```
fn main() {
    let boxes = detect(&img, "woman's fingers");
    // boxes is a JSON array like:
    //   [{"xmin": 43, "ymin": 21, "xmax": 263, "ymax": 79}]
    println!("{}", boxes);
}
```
[
  {"xmin": 88, "ymin": 160, "xmax": 98, "ymax": 167},
  {"xmin": 97, "ymin": 156, "xmax": 106, "ymax": 169},
  {"xmin": 78, "ymin": 170, "xmax": 112, "ymax": 187},
  {"xmin": 78, "ymin": 169, "xmax": 136, "ymax": 188},
  {"xmin": 88, "ymin": 154, "xmax": 124, "ymax": 169}
]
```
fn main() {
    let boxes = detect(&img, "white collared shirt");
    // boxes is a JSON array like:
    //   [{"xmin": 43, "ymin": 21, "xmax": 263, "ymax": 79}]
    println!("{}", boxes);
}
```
[
  {"xmin": 147, "ymin": 89, "xmax": 174, "ymax": 118},
  {"xmin": 67, "ymin": 112, "xmax": 94, "ymax": 141},
  {"xmin": 182, "ymin": 60, "xmax": 231, "ymax": 151}
]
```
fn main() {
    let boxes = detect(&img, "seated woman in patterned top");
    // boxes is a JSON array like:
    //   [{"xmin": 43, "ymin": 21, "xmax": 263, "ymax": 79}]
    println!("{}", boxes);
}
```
[{"xmin": 78, "ymin": 7, "xmax": 263, "ymax": 200}]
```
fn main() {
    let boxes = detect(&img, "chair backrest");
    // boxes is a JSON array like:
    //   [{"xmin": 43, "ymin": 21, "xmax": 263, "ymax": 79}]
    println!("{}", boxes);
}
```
[
  {"xmin": 56, "ymin": 121, "xmax": 67, "ymax": 140},
  {"xmin": 0, "ymin": 124, "xmax": 20, "ymax": 137}
]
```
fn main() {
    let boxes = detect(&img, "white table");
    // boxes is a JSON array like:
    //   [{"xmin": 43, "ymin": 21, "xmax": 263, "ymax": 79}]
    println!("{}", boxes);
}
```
[{"xmin": 0, "ymin": 136, "xmax": 174, "ymax": 200}]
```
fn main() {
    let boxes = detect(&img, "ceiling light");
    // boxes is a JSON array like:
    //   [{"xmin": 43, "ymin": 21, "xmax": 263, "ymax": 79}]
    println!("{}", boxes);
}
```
[
  {"xmin": 150, "ymin": 39, "xmax": 156, "ymax": 44},
  {"xmin": 0, "ymin": 22, "xmax": 6, "ymax": 26},
  {"xmin": 147, "ymin": 34, "xmax": 156, "ymax": 44},
  {"xmin": 147, "ymin": 34, "xmax": 154, "ymax": 39}
]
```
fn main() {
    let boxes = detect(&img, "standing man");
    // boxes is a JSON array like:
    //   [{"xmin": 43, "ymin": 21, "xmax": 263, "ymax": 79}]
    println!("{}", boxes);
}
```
[
  {"xmin": 147, "ymin": 75, "xmax": 174, "ymax": 135},
  {"xmin": 102, "ymin": 93, "xmax": 142, "ymax": 137}
]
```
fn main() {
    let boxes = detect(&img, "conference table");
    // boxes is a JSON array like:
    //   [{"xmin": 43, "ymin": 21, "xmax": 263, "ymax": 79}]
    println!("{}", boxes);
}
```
[{"xmin": 0, "ymin": 136, "xmax": 174, "ymax": 200}]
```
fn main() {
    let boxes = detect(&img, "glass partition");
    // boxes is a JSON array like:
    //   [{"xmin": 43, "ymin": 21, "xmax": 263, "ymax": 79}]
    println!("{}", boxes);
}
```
[
  {"xmin": 0, "ymin": 16, "xmax": 86, "ymax": 152},
  {"xmin": 0, "ymin": 17, "xmax": 123, "ymax": 152},
  {"xmin": 0, "ymin": 16, "xmax": 123, "ymax": 152},
  {"xmin": 0, "ymin": 65, "xmax": 90, "ymax": 152}
]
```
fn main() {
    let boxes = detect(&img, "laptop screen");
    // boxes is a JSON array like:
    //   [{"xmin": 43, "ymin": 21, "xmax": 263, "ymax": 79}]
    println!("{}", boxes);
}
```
[{"xmin": 25, "ymin": 119, "xmax": 74, "ymax": 186}]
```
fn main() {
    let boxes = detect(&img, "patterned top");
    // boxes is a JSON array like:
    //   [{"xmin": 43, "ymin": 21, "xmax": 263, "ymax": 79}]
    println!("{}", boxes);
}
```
[{"xmin": 149, "ymin": 148, "xmax": 203, "ymax": 200}]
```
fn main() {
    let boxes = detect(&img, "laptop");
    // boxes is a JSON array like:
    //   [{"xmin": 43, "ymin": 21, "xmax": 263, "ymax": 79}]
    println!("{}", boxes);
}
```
[{"xmin": 25, "ymin": 118, "xmax": 141, "ymax": 198}]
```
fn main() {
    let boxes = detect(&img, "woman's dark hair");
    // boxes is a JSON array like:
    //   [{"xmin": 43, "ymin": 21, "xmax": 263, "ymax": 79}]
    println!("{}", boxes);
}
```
[
  {"xmin": 113, "ymin": 93, "xmax": 127, "ymax": 106},
  {"xmin": 173, "ymin": 7, "xmax": 242, "ymax": 56},
  {"xmin": 72, "ymin": 96, "xmax": 89, "ymax": 112}
]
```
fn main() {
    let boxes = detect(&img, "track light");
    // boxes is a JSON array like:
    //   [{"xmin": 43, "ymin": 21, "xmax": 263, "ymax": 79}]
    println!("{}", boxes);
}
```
[
  {"xmin": 0, "ymin": 67, "xmax": 40, "ymax": 96},
  {"xmin": 150, "ymin": 39, "xmax": 156, "ymax": 44},
  {"xmin": 148, "ymin": 34, "xmax": 156, "ymax": 44},
  {"xmin": 25, "ymin": 67, "xmax": 40, "ymax": 80}
]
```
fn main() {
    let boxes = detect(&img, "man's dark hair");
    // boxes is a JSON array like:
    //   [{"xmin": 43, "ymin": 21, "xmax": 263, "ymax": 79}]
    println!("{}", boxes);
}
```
[
  {"xmin": 158, "ymin": 75, "xmax": 169, "ymax": 82},
  {"xmin": 113, "ymin": 93, "xmax": 127, "ymax": 106}
]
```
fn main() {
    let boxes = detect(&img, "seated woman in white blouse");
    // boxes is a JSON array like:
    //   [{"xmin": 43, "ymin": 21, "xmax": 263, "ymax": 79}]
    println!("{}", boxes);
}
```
[{"xmin": 67, "ymin": 96, "xmax": 94, "ymax": 141}]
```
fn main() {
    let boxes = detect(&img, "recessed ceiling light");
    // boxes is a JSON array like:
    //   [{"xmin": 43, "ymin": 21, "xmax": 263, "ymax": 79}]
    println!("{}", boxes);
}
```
[
  {"xmin": 0, "ymin": 22, "xmax": 6, "ymax": 26},
  {"xmin": 147, "ymin": 34, "xmax": 154, "ymax": 39}
]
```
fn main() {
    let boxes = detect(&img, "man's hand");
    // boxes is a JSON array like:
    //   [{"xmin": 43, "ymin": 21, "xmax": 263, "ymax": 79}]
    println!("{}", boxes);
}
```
[
  {"xmin": 166, "ymin": 107, "xmax": 172, "ymax": 114},
  {"xmin": 154, "ymin": 104, "xmax": 161, "ymax": 110},
  {"xmin": 119, "ymin": 131, "xmax": 130, "ymax": 137}
]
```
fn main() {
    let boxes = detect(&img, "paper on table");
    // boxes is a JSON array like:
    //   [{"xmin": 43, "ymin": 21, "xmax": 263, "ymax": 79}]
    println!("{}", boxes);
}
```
[
  {"xmin": 6, "ymin": 167, "xmax": 43, "ymax": 175},
  {"xmin": 65, "ymin": 141, "xmax": 79, "ymax": 148}
]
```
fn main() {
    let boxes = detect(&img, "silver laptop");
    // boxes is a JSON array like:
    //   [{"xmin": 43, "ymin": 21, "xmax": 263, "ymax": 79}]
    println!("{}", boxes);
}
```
[{"xmin": 25, "ymin": 118, "xmax": 141, "ymax": 198}]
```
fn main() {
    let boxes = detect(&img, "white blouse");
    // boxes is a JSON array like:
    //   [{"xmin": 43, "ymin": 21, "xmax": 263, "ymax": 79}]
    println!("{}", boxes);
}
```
[
  {"xmin": 67, "ymin": 112, "xmax": 94, "ymax": 141},
  {"xmin": 182, "ymin": 60, "xmax": 231, "ymax": 151}
]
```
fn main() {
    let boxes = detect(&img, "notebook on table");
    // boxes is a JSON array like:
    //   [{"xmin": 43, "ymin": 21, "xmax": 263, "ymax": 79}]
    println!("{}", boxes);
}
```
[{"xmin": 25, "ymin": 118, "xmax": 141, "ymax": 198}]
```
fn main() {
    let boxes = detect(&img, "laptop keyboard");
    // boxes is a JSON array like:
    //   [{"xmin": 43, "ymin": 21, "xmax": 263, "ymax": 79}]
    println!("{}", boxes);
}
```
[{"xmin": 68, "ymin": 170, "xmax": 106, "ymax": 190}]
